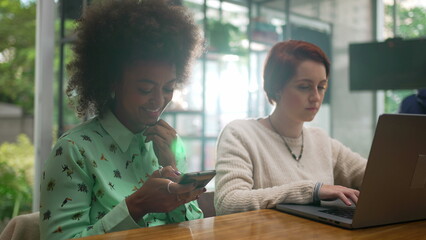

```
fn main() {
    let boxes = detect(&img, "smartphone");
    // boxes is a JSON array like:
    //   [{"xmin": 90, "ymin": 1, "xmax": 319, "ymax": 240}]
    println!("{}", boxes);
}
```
[{"xmin": 178, "ymin": 170, "xmax": 216, "ymax": 188}]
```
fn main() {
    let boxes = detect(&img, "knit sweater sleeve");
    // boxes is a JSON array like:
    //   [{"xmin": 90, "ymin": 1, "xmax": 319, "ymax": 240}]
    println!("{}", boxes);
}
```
[
  {"xmin": 331, "ymin": 138, "xmax": 367, "ymax": 189},
  {"xmin": 214, "ymin": 121, "xmax": 316, "ymax": 215}
]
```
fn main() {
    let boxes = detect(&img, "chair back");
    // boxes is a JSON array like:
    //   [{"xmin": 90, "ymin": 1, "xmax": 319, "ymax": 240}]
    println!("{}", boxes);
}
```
[
  {"xmin": 197, "ymin": 191, "xmax": 216, "ymax": 218},
  {"xmin": 0, "ymin": 212, "xmax": 40, "ymax": 240}
]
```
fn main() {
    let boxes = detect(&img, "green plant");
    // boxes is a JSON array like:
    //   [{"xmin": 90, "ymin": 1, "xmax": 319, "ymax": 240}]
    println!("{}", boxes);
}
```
[
  {"xmin": 0, "ymin": 134, "xmax": 34, "ymax": 220},
  {"xmin": 384, "ymin": 90, "xmax": 415, "ymax": 113},
  {"xmin": 385, "ymin": 5, "xmax": 426, "ymax": 39},
  {"xmin": 207, "ymin": 19, "xmax": 245, "ymax": 55},
  {"xmin": 0, "ymin": 0, "xmax": 36, "ymax": 114}
]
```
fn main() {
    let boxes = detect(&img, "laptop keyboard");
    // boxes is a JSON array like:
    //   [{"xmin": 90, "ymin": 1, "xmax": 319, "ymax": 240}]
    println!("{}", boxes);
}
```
[{"xmin": 320, "ymin": 208, "xmax": 355, "ymax": 219}]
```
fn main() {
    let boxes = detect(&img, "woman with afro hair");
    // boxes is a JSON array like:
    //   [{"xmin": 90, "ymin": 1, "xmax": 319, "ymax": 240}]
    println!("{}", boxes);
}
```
[{"xmin": 40, "ymin": 0, "xmax": 205, "ymax": 239}]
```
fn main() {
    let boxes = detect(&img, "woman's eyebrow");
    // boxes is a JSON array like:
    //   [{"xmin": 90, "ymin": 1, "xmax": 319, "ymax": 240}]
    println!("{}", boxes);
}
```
[
  {"xmin": 166, "ymin": 79, "xmax": 177, "ymax": 84},
  {"xmin": 295, "ymin": 79, "xmax": 327, "ymax": 83},
  {"xmin": 137, "ymin": 79, "xmax": 155, "ymax": 84},
  {"xmin": 137, "ymin": 79, "xmax": 177, "ymax": 84},
  {"xmin": 295, "ymin": 79, "xmax": 313, "ymax": 83}
]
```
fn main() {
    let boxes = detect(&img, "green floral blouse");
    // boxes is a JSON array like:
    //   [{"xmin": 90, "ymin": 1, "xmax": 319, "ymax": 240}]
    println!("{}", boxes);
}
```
[{"xmin": 39, "ymin": 110, "xmax": 203, "ymax": 240}]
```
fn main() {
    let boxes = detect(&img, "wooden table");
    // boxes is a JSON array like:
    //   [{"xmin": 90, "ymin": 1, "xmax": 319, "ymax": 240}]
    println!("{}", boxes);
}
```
[{"xmin": 78, "ymin": 209, "xmax": 426, "ymax": 239}]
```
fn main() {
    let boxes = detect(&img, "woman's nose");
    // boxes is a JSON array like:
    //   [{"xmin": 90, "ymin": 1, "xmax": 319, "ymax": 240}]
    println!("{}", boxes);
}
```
[
  {"xmin": 310, "ymin": 88, "xmax": 321, "ymax": 102},
  {"xmin": 149, "ymin": 89, "xmax": 164, "ymax": 107}
]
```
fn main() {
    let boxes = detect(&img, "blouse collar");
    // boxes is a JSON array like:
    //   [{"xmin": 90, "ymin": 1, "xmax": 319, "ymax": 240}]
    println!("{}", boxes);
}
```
[{"xmin": 99, "ymin": 110, "xmax": 146, "ymax": 152}]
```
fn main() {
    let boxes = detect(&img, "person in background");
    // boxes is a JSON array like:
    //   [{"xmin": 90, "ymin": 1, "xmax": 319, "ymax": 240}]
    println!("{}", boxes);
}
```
[
  {"xmin": 399, "ymin": 89, "xmax": 426, "ymax": 114},
  {"xmin": 39, "ymin": 0, "xmax": 205, "ymax": 239},
  {"xmin": 214, "ymin": 40, "xmax": 367, "ymax": 215}
]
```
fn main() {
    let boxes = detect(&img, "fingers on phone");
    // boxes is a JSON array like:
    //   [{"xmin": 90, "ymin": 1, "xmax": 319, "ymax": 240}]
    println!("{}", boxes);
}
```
[
  {"xmin": 157, "ymin": 166, "xmax": 180, "ymax": 181},
  {"xmin": 176, "ymin": 187, "xmax": 207, "ymax": 203},
  {"xmin": 172, "ymin": 182, "xmax": 197, "ymax": 194}
]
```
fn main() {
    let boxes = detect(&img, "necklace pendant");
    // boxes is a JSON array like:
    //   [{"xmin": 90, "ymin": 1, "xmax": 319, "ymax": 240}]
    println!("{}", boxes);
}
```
[
  {"xmin": 268, "ymin": 115, "xmax": 304, "ymax": 163},
  {"xmin": 292, "ymin": 154, "xmax": 301, "ymax": 161}
]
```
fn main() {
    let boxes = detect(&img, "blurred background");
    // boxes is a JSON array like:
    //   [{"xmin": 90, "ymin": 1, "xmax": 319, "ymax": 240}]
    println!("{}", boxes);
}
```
[{"xmin": 0, "ymin": 0, "xmax": 425, "ymax": 230}]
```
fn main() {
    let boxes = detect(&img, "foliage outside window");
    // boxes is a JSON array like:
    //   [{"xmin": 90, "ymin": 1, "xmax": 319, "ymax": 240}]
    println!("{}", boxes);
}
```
[
  {"xmin": 0, "ymin": 134, "xmax": 34, "ymax": 222},
  {"xmin": 0, "ymin": 0, "xmax": 36, "ymax": 115},
  {"xmin": 383, "ymin": 1, "xmax": 426, "ymax": 113}
]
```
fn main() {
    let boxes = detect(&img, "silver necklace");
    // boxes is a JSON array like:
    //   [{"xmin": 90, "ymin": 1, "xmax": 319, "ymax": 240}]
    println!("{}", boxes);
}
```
[{"xmin": 268, "ymin": 115, "xmax": 304, "ymax": 161}]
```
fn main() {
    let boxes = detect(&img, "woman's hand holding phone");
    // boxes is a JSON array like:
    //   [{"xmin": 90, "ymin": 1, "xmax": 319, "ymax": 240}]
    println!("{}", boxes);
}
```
[{"xmin": 126, "ymin": 166, "xmax": 206, "ymax": 222}]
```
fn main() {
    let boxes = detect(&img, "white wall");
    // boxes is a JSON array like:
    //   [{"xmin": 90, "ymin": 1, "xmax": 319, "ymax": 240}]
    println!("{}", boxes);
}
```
[{"xmin": 328, "ymin": 0, "xmax": 376, "ymax": 158}]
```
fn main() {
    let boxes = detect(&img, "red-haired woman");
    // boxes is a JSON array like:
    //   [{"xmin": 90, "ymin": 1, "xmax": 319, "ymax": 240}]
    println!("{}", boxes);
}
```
[{"xmin": 214, "ymin": 40, "xmax": 367, "ymax": 215}]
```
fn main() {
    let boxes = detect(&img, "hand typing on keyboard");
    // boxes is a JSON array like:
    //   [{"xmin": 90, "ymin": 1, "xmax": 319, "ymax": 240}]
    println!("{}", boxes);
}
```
[{"xmin": 319, "ymin": 184, "xmax": 360, "ymax": 206}]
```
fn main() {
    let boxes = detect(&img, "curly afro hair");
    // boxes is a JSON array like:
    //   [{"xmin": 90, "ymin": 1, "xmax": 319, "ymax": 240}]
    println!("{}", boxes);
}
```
[{"xmin": 66, "ymin": 0, "xmax": 204, "ymax": 118}]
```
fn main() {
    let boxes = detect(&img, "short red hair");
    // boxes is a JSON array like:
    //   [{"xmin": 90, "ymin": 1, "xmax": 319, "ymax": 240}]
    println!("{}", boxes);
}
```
[{"xmin": 263, "ymin": 40, "xmax": 330, "ymax": 104}]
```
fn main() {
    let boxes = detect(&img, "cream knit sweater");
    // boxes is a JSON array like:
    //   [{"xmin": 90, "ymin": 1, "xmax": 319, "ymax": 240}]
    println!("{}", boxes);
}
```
[{"xmin": 214, "ymin": 119, "xmax": 367, "ymax": 215}]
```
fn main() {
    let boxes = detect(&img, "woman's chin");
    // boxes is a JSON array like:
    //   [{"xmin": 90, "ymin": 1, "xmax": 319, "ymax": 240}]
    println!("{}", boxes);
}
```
[{"xmin": 303, "ymin": 116, "xmax": 316, "ymax": 122}]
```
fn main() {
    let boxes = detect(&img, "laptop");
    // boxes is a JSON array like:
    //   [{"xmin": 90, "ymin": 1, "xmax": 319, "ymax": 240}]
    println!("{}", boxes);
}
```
[{"xmin": 276, "ymin": 114, "xmax": 426, "ymax": 229}]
